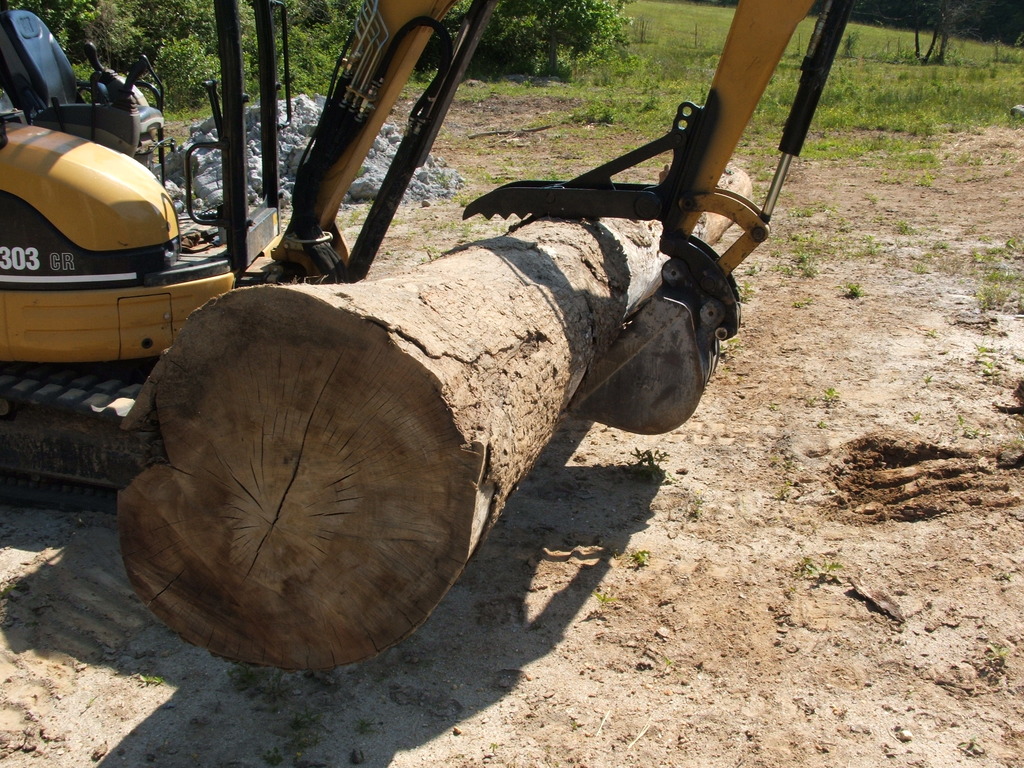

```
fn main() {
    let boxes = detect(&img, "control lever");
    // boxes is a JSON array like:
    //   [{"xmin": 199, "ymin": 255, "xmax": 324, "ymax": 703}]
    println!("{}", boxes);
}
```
[
  {"xmin": 84, "ymin": 41, "xmax": 105, "ymax": 73},
  {"xmin": 111, "ymin": 56, "xmax": 151, "ymax": 113}
]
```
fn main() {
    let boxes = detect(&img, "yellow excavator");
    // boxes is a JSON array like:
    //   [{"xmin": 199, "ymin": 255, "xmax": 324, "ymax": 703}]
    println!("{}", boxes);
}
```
[{"xmin": 0, "ymin": 0, "xmax": 854, "ymax": 501}]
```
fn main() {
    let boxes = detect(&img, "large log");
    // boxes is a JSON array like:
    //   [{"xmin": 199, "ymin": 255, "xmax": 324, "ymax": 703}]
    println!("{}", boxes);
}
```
[{"xmin": 119, "ymin": 172, "xmax": 751, "ymax": 670}]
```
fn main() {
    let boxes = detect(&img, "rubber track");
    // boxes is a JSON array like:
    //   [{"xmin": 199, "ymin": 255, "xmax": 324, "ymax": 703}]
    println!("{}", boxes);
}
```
[
  {"xmin": 0, "ymin": 361, "xmax": 154, "ymax": 510},
  {"xmin": 0, "ymin": 361, "xmax": 143, "ymax": 422},
  {"xmin": 0, "ymin": 471, "xmax": 117, "ymax": 512}
]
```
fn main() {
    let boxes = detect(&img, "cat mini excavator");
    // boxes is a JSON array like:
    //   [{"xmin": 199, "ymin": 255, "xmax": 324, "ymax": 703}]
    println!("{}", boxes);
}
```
[{"xmin": 0, "ymin": 0, "xmax": 854, "ymax": 502}]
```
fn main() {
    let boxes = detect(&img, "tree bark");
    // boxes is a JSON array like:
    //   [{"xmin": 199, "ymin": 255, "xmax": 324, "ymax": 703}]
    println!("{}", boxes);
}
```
[
  {"xmin": 118, "ymin": 171, "xmax": 751, "ymax": 670},
  {"xmin": 118, "ymin": 217, "xmax": 661, "ymax": 668}
]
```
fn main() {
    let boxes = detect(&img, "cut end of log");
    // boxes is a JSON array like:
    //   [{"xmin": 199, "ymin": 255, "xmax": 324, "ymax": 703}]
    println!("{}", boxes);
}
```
[{"xmin": 119, "ymin": 288, "xmax": 484, "ymax": 669}]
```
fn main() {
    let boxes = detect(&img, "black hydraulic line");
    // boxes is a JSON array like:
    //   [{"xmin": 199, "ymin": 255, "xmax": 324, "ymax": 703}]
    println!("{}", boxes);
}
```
[
  {"xmin": 272, "ymin": 0, "xmax": 293, "ymax": 125},
  {"xmin": 203, "ymin": 79, "xmax": 224, "ymax": 136},
  {"xmin": 345, "ymin": 0, "xmax": 499, "ymax": 282},
  {"xmin": 212, "ymin": 0, "xmax": 250, "ymax": 274},
  {"xmin": 253, "ymin": 0, "xmax": 280, "ymax": 211},
  {"xmin": 779, "ymin": 0, "xmax": 856, "ymax": 157},
  {"xmin": 358, "ymin": 15, "xmax": 454, "ymax": 155},
  {"xmin": 286, "ymin": 50, "xmax": 358, "ymax": 276},
  {"xmin": 289, "ymin": 14, "xmax": 455, "ymax": 282},
  {"xmin": 136, "ymin": 56, "xmax": 169, "ymax": 183},
  {"xmin": 762, "ymin": 0, "xmax": 855, "ymax": 221},
  {"xmin": 287, "ymin": 25, "xmax": 375, "ymax": 240}
]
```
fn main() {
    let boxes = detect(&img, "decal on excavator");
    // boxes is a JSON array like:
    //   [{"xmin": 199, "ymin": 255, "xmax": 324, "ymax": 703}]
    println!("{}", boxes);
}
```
[
  {"xmin": 0, "ymin": 245, "xmax": 41, "ymax": 271},
  {"xmin": 0, "ymin": 248, "xmax": 81, "ymax": 279}
]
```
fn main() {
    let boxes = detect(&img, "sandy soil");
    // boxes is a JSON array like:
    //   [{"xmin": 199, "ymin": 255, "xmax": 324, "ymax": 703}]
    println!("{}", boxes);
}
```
[{"xmin": 2, "ymin": 100, "xmax": 1023, "ymax": 768}]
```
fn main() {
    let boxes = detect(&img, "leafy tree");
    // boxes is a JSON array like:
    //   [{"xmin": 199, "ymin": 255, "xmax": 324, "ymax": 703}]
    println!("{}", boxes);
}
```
[
  {"xmin": 497, "ymin": 0, "xmax": 631, "ymax": 75},
  {"xmin": 734, "ymin": 0, "xmax": 1024, "ymax": 46},
  {"xmin": 854, "ymin": 0, "xmax": 1022, "ymax": 51},
  {"xmin": 909, "ymin": 0, "xmax": 995, "ymax": 63},
  {"xmin": 83, "ymin": 0, "xmax": 140, "ymax": 65},
  {"xmin": 284, "ymin": 0, "xmax": 358, "ymax": 94},
  {"xmin": 6, "ymin": 0, "xmax": 358, "ymax": 107},
  {"xmin": 437, "ymin": 0, "xmax": 631, "ymax": 77}
]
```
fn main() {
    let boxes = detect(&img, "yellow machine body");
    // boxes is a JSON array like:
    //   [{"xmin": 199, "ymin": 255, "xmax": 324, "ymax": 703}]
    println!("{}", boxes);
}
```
[
  {"xmin": 0, "ymin": 273, "xmax": 234, "ymax": 362},
  {"xmin": 0, "ymin": 123, "xmax": 236, "ymax": 363},
  {"xmin": 0, "ymin": 123, "xmax": 177, "ymax": 251}
]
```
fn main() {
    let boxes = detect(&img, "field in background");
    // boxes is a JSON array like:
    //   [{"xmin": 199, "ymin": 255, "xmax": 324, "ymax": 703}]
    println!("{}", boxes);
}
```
[
  {"xmin": 435, "ymin": 1, "xmax": 1024, "ymax": 320},
  {"xmin": 449, "ymin": 1, "xmax": 1023, "ymax": 154}
]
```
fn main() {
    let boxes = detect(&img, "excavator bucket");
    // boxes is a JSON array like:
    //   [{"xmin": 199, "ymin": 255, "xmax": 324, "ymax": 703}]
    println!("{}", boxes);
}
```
[{"xmin": 570, "ymin": 295, "xmax": 716, "ymax": 434}]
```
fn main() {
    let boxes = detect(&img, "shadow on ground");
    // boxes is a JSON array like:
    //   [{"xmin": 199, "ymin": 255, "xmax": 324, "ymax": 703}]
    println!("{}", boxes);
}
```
[{"xmin": 1, "ymin": 417, "xmax": 662, "ymax": 767}]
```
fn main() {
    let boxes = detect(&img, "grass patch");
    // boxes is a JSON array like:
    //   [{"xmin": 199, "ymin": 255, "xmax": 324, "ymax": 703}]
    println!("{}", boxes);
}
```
[
  {"xmin": 626, "ymin": 448, "xmax": 670, "ymax": 483},
  {"xmin": 796, "ymin": 556, "xmax": 844, "ymax": 584},
  {"xmin": 481, "ymin": 2, "xmax": 1023, "ymax": 163}
]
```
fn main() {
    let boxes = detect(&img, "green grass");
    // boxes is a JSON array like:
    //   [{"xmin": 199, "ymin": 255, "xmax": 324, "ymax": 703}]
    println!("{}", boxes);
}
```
[
  {"xmin": 544, "ymin": 2, "xmax": 1023, "ymax": 153},
  {"xmin": 626, "ymin": 447, "xmax": 670, "ymax": 483},
  {"xmin": 432, "ymin": 2, "xmax": 1019, "ymax": 186},
  {"xmin": 907, "ymin": 238, "xmax": 1024, "ymax": 312},
  {"xmin": 629, "ymin": 549, "xmax": 652, "ymax": 568}
]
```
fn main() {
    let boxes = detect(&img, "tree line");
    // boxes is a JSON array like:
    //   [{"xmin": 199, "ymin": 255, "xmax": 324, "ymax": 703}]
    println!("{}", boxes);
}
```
[
  {"xmin": 700, "ymin": 0, "xmax": 1024, "ymax": 51},
  {"xmin": 852, "ymin": 0, "xmax": 1024, "ymax": 60},
  {"xmin": 10, "ymin": 0, "xmax": 634, "ymax": 105},
  {"xmin": 7, "ymin": 0, "xmax": 1023, "ymax": 109}
]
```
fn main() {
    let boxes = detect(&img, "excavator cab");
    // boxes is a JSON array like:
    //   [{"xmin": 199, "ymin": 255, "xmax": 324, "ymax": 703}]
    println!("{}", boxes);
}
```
[{"xmin": 0, "ymin": 8, "xmax": 164, "ymax": 159}]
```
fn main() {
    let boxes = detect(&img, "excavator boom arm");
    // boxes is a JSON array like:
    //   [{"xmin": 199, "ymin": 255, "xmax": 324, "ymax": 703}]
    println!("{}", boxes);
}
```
[
  {"xmin": 670, "ymin": 0, "xmax": 816, "ymax": 234},
  {"xmin": 276, "ymin": 0, "xmax": 463, "ymax": 279}
]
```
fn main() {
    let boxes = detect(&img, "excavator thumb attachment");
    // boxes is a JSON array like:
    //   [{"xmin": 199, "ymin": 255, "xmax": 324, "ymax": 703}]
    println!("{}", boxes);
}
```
[{"xmin": 474, "ymin": 0, "xmax": 855, "ymax": 435}]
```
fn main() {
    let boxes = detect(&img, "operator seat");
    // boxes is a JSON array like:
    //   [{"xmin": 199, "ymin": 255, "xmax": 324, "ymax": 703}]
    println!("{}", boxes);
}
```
[{"xmin": 0, "ymin": 9, "xmax": 159, "ymax": 157}]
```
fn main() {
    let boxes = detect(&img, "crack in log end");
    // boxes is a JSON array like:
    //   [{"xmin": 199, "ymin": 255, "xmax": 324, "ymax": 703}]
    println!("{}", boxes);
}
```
[
  {"xmin": 326, "ymin": 470, "xmax": 358, "ymax": 489},
  {"xmin": 309, "ymin": 498, "xmax": 364, "ymax": 517},
  {"xmin": 244, "ymin": 354, "xmax": 347, "ymax": 579},
  {"xmin": 147, "ymin": 569, "xmax": 185, "ymax": 604}
]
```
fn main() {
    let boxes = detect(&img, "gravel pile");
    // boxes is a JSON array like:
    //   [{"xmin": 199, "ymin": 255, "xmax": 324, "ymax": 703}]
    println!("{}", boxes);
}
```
[{"xmin": 162, "ymin": 94, "xmax": 463, "ymax": 212}]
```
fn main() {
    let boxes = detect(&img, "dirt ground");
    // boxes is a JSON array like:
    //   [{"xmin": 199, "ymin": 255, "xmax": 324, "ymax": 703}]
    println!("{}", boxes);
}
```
[{"xmin": 2, "ymin": 98, "xmax": 1024, "ymax": 767}]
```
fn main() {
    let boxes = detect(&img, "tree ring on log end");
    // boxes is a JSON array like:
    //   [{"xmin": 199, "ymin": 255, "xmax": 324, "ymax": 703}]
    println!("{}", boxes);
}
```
[{"xmin": 119, "ymin": 287, "xmax": 482, "ymax": 669}]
